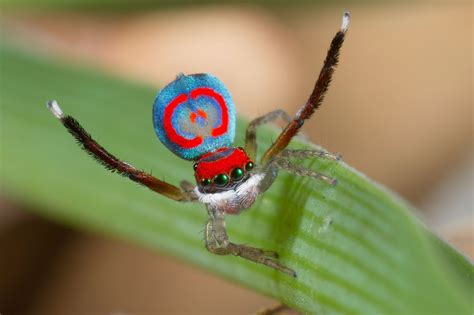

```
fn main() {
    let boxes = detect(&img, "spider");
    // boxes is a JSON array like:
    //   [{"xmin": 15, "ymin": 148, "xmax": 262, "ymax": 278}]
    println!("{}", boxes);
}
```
[{"xmin": 47, "ymin": 12, "xmax": 350, "ymax": 277}]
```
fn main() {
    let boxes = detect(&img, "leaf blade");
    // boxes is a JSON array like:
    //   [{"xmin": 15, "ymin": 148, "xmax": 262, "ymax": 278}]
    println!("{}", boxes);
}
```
[{"xmin": 1, "ymin": 43, "xmax": 472, "ymax": 315}]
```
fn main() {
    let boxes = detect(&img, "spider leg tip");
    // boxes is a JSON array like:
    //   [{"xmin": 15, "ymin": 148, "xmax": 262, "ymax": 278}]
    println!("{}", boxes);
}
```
[
  {"xmin": 47, "ymin": 100, "xmax": 64, "ymax": 119},
  {"xmin": 341, "ymin": 11, "xmax": 351, "ymax": 32}
]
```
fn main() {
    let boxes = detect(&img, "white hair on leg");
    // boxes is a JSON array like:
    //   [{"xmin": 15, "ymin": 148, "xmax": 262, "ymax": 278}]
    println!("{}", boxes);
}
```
[
  {"xmin": 47, "ymin": 100, "xmax": 64, "ymax": 119},
  {"xmin": 341, "ymin": 11, "xmax": 351, "ymax": 33}
]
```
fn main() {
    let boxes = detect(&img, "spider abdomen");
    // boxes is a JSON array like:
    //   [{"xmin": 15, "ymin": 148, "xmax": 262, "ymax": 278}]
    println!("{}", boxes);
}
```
[{"xmin": 153, "ymin": 73, "xmax": 236, "ymax": 161}]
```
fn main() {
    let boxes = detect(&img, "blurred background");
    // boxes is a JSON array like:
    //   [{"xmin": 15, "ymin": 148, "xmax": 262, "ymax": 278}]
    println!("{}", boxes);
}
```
[{"xmin": 0, "ymin": 1, "xmax": 472, "ymax": 314}]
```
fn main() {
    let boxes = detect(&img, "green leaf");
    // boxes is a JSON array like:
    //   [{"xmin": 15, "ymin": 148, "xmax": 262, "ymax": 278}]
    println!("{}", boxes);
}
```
[{"xmin": 1, "ymin": 42, "xmax": 472, "ymax": 314}]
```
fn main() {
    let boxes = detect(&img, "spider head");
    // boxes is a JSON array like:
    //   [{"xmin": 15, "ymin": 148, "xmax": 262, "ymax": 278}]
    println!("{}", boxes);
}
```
[{"xmin": 194, "ymin": 147, "xmax": 255, "ymax": 193}]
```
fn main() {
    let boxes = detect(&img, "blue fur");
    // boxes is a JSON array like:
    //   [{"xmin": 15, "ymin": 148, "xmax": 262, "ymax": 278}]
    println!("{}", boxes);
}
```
[{"xmin": 153, "ymin": 73, "xmax": 236, "ymax": 161}]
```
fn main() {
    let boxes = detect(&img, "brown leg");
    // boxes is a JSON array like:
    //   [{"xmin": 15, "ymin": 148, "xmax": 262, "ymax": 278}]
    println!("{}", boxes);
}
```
[
  {"xmin": 204, "ymin": 206, "xmax": 296, "ymax": 277},
  {"xmin": 47, "ymin": 100, "xmax": 196, "ymax": 202},
  {"xmin": 261, "ymin": 12, "xmax": 350, "ymax": 165},
  {"xmin": 245, "ymin": 110, "xmax": 291, "ymax": 161}
]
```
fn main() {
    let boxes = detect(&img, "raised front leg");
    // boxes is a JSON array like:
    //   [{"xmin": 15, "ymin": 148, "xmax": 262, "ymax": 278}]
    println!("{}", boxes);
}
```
[
  {"xmin": 261, "ymin": 12, "xmax": 350, "ymax": 165},
  {"xmin": 204, "ymin": 206, "xmax": 296, "ymax": 277},
  {"xmin": 244, "ymin": 110, "xmax": 291, "ymax": 160},
  {"xmin": 47, "ymin": 100, "xmax": 197, "ymax": 202}
]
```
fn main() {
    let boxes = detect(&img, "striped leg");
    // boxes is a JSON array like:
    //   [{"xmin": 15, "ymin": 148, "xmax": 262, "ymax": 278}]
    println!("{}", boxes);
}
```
[
  {"xmin": 47, "ymin": 100, "xmax": 196, "ymax": 202},
  {"xmin": 261, "ymin": 12, "xmax": 350, "ymax": 166},
  {"xmin": 244, "ymin": 109, "xmax": 291, "ymax": 161},
  {"xmin": 281, "ymin": 149, "xmax": 342, "ymax": 161},
  {"xmin": 273, "ymin": 155, "xmax": 337, "ymax": 185},
  {"xmin": 205, "ymin": 206, "xmax": 296, "ymax": 277}
]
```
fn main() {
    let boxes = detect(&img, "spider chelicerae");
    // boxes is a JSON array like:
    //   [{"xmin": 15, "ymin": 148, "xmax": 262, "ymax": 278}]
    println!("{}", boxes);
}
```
[{"xmin": 48, "ymin": 12, "xmax": 350, "ymax": 277}]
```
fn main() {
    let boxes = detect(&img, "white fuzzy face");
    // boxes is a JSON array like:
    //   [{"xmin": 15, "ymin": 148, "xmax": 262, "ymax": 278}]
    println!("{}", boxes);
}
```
[{"xmin": 194, "ymin": 173, "xmax": 264, "ymax": 214}]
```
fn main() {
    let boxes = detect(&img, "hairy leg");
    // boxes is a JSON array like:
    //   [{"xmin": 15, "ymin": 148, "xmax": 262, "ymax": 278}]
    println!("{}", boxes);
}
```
[
  {"xmin": 204, "ymin": 206, "xmax": 296, "ymax": 277},
  {"xmin": 273, "ymin": 156, "xmax": 337, "ymax": 185},
  {"xmin": 244, "ymin": 110, "xmax": 291, "ymax": 160},
  {"xmin": 47, "ymin": 100, "xmax": 196, "ymax": 202},
  {"xmin": 281, "ymin": 149, "xmax": 341, "ymax": 161},
  {"xmin": 261, "ymin": 12, "xmax": 350, "ymax": 165}
]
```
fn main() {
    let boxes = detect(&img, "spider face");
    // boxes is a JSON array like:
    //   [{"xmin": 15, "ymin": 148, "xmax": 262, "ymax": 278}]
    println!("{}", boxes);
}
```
[{"xmin": 194, "ymin": 147, "xmax": 254, "ymax": 194}]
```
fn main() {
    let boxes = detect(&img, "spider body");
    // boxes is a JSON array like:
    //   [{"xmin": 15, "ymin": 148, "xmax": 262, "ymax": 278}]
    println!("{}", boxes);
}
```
[
  {"xmin": 47, "ymin": 12, "xmax": 350, "ymax": 277},
  {"xmin": 193, "ymin": 147, "xmax": 260, "ymax": 214},
  {"xmin": 153, "ymin": 73, "xmax": 262, "ymax": 213}
]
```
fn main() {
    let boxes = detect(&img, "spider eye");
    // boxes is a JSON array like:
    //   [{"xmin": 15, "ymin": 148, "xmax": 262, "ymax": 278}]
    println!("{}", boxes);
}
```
[
  {"xmin": 193, "ymin": 163, "xmax": 198, "ymax": 171},
  {"xmin": 213, "ymin": 174, "xmax": 229, "ymax": 187},
  {"xmin": 230, "ymin": 167, "xmax": 244, "ymax": 181},
  {"xmin": 201, "ymin": 178, "xmax": 211, "ymax": 186},
  {"xmin": 245, "ymin": 162, "xmax": 254, "ymax": 171}
]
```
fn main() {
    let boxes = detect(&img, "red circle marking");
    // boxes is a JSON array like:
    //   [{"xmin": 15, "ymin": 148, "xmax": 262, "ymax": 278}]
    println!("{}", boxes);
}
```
[
  {"xmin": 163, "ymin": 93, "xmax": 203, "ymax": 149},
  {"xmin": 163, "ymin": 88, "xmax": 229, "ymax": 149},
  {"xmin": 190, "ymin": 88, "xmax": 229, "ymax": 137}
]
